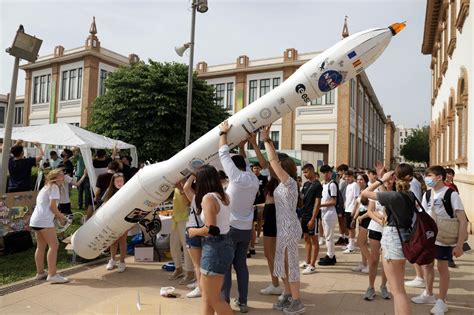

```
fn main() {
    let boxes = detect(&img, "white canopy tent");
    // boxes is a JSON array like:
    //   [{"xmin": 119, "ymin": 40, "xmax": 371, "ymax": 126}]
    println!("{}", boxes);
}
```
[{"xmin": 0, "ymin": 123, "xmax": 138, "ymax": 191}]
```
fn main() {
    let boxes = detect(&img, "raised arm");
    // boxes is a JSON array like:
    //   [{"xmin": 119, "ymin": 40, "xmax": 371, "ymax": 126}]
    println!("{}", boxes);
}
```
[
  {"xmin": 262, "ymin": 125, "xmax": 289, "ymax": 183},
  {"xmin": 34, "ymin": 142, "xmax": 44, "ymax": 163},
  {"xmin": 183, "ymin": 174, "xmax": 196, "ymax": 203},
  {"xmin": 361, "ymin": 171, "xmax": 393, "ymax": 200},
  {"xmin": 247, "ymin": 133, "xmax": 268, "ymax": 170},
  {"xmin": 218, "ymin": 121, "xmax": 242, "ymax": 181}
]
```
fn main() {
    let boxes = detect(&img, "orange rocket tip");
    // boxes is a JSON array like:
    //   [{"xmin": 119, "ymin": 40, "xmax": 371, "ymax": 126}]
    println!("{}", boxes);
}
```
[{"xmin": 388, "ymin": 22, "xmax": 406, "ymax": 36}]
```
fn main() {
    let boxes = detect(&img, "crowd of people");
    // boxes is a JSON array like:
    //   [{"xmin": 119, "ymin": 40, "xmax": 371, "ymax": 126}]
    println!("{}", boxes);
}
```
[{"xmin": 5, "ymin": 124, "xmax": 469, "ymax": 315}]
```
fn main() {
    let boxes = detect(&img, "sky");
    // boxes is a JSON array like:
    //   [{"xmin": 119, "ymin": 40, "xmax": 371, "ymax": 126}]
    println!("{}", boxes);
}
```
[{"xmin": 0, "ymin": 0, "xmax": 431, "ymax": 128}]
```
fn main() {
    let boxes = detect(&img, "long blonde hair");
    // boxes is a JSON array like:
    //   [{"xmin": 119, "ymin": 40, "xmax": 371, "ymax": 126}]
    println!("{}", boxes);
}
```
[{"xmin": 45, "ymin": 168, "xmax": 64, "ymax": 186}]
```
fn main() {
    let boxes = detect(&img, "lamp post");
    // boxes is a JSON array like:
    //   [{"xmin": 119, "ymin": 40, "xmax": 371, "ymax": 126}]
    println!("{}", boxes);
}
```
[
  {"xmin": 0, "ymin": 25, "xmax": 42, "ymax": 194},
  {"xmin": 175, "ymin": 0, "xmax": 208, "ymax": 147}
]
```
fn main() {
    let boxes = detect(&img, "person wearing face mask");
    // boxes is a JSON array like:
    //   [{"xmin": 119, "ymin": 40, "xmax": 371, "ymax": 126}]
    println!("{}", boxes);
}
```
[{"xmin": 411, "ymin": 166, "xmax": 467, "ymax": 315}]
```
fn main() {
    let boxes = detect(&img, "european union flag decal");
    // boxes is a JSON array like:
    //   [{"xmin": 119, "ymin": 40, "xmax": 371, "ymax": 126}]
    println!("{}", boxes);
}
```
[{"xmin": 348, "ymin": 51, "xmax": 357, "ymax": 59}]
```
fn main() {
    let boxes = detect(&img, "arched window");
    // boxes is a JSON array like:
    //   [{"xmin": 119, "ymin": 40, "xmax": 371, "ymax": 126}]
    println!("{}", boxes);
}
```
[
  {"xmin": 448, "ymin": 89, "xmax": 456, "ymax": 162},
  {"xmin": 456, "ymin": 67, "xmax": 468, "ymax": 164},
  {"xmin": 448, "ymin": 0, "xmax": 457, "ymax": 57}
]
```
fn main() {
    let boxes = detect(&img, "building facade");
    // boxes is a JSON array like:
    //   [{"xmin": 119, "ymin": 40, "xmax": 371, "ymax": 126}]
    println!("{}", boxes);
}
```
[
  {"xmin": 19, "ymin": 17, "xmax": 139, "ymax": 128},
  {"xmin": 0, "ymin": 95, "xmax": 24, "ymax": 128},
  {"xmin": 422, "ymin": 0, "xmax": 472, "ymax": 220},
  {"xmin": 197, "ymin": 22, "xmax": 394, "ymax": 169}
]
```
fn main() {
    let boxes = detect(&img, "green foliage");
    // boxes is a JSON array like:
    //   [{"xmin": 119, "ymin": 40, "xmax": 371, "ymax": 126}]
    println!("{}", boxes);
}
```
[
  {"xmin": 89, "ymin": 61, "xmax": 229, "ymax": 162},
  {"xmin": 400, "ymin": 126, "xmax": 430, "ymax": 165}
]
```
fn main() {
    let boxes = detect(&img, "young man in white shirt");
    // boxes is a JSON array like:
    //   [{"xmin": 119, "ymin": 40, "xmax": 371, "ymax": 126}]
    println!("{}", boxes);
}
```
[
  {"xmin": 411, "ymin": 166, "xmax": 467, "ymax": 315},
  {"xmin": 318, "ymin": 165, "xmax": 338, "ymax": 266},
  {"xmin": 219, "ymin": 121, "xmax": 260, "ymax": 313},
  {"xmin": 342, "ymin": 170, "xmax": 360, "ymax": 253}
]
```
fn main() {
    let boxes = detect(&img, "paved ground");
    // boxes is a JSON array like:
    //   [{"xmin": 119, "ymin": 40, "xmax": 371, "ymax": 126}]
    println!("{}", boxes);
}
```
[{"xmin": 1, "ymin": 236, "xmax": 473, "ymax": 315}]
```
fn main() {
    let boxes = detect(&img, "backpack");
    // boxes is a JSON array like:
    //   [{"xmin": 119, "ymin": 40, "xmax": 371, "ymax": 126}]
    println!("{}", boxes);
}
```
[
  {"xmin": 392, "ymin": 192, "xmax": 438, "ymax": 265},
  {"xmin": 425, "ymin": 188, "xmax": 454, "ymax": 218},
  {"xmin": 328, "ymin": 181, "xmax": 345, "ymax": 215}
]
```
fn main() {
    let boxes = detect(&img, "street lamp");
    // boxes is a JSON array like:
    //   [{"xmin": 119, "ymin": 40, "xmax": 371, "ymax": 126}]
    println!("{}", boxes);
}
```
[
  {"xmin": 175, "ymin": 0, "xmax": 208, "ymax": 147},
  {"xmin": 0, "ymin": 25, "xmax": 42, "ymax": 194}
]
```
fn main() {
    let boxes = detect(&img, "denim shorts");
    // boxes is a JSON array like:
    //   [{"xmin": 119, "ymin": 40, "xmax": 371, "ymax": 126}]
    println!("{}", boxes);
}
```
[
  {"xmin": 186, "ymin": 235, "xmax": 202, "ymax": 249},
  {"xmin": 381, "ymin": 226, "xmax": 405, "ymax": 260},
  {"xmin": 200, "ymin": 234, "xmax": 234, "ymax": 276}
]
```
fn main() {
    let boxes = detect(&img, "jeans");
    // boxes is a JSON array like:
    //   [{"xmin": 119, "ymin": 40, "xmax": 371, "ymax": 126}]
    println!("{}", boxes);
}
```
[
  {"xmin": 170, "ymin": 221, "xmax": 193, "ymax": 271},
  {"xmin": 222, "ymin": 227, "xmax": 252, "ymax": 304},
  {"xmin": 201, "ymin": 234, "xmax": 234, "ymax": 276}
]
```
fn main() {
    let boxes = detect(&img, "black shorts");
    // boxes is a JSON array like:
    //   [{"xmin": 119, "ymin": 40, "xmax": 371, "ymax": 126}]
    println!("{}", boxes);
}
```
[
  {"xmin": 58, "ymin": 203, "xmax": 72, "ymax": 215},
  {"xmin": 435, "ymin": 245, "xmax": 453, "ymax": 261},
  {"xmin": 359, "ymin": 217, "xmax": 371, "ymax": 229},
  {"xmin": 345, "ymin": 212, "xmax": 354, "ymax": 229},
  {"xmin": 301, "ymin": 217, "xmax": 319, "ymax": 236},
  {"xmin": 263, "ymin": 204, "xmax": 277, "ymax": 237},
  {"xmin": 368, "ymin": 230, "xmax": 382, "ymax": 241},
  {"xmin": 30, "ymin": 226, "xmax": 45, "ymax": 231}
]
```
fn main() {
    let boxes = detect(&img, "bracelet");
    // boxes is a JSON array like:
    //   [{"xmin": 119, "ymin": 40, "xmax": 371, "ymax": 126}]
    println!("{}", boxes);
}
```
[
  {"xmin": 376, "ymin": 179, "xmax": 384, "ymax": 185},
  {"xmin": 263, "ymin": 138, "xmax": 272, "ymax": 143},
  {"xmin": 219, "ymin": 131, "xmax": 227, "ymax": 136}
]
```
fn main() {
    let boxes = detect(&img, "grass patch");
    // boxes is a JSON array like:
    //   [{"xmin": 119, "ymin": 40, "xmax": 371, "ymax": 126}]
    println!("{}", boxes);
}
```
[{"xmin": 0, "ymin": 189, "xmax": 102, "ymax": 286}]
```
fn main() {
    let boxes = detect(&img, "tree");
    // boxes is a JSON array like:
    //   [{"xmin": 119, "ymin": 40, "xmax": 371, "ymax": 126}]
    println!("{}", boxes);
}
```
[
  {"xmin": 400, "ymin": 126, "xmax": 430, "ymax": 165},
  {"xmin": 89, "ymin": 61, "xmax": 229, "ymax": 162}
]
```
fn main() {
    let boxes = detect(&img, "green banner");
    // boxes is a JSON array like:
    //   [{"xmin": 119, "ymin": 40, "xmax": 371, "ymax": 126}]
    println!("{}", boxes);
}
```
[{"xmin": 49, "ymin": 79, "xmax": 56, "ymax": 123}]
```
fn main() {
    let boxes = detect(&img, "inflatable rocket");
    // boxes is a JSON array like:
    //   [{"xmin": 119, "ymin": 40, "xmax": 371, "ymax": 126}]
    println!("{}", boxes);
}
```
[{"xmin": 72, "ymin": 23, "xmax": 405, "ymax": 259}]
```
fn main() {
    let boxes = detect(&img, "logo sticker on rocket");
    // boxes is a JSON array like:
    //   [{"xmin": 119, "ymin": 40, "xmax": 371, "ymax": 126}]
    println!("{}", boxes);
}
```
[
  {"xmin": 318, "ymin": 71, "xmax": 343, "ymax": 92},
  {"xmin": 189, "ymin": 158, "xmax": 205, "ymax": 170},
  {"xmin": 259, "ymin": 108, "xmax": 271, "ymax": 120},
  {"xmin": 295, "ymin": 84, "xmax": 311, "ymax": 103}
]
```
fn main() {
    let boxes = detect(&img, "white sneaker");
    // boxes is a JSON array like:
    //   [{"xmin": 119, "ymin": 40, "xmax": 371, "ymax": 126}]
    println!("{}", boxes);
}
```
[
  {"xmin": 186, "ymin": 287, "xmax": 201, "ymax": 298},
  {"xmin": 35, "ymin": 271, "xmax": 48, "ymax": 280},
  {"xmin": 187, "ymin": 281, "xmax": 198, "ymax": 289},
  {"xmin": 117, "ymin": 262, "xmax": 126, "ymax": 273},
  {"xmin": 430, "ymin": 299, "xmax": 448, "ymax": 314},
  {"xmin": 47, "ymin": 274, "xmax": 69, "ymax": 284},
  {"xmin": 361, "ymin": 266, "xmax": 369, "ymax": 274},
  {"xmin": 302, "ymin": 265, "xmax": 317, "ymax": 275},
  {"xmin": 342, "ymin": 248, "xmax": 355, "ymax": 254},
  {"xmin": 351, "ymin": 263, "xmax": 365, "ymax": 272},
  {"xmin": 411, "ymin": 290, "xmax": 436, "ymax": 304},
  {"xmin": 278, "ymin": 291, "xmax": 286, "ymax": 301},
  {"xmin": 106, "ymin": 259, "xmax": 116, "ymax": 270},
  {"xmin": 260, "ymin": 284, "xmax": 283, "ymax": 295},
  {"xmin": 299, "ymin": 262, "xmax": 309, "ymax": 269},
  {"xmin": 319, "ymin": 238, "xmax": 325, "ymax": 246},
  {"xmin": 405, "ymin": 277, "xmax": 426, "ymax": 288}
]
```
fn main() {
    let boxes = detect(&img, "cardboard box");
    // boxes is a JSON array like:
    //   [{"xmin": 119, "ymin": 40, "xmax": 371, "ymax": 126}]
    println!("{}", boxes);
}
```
[{"xmin": 134, "ymin": 245, "xmax": 154, "ymax": 262}]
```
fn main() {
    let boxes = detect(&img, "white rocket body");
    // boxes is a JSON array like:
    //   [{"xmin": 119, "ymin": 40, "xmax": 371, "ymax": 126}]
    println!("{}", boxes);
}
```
[{"xmin": 72, "ymin": 26, "xmax": 398, "ymax": 259}]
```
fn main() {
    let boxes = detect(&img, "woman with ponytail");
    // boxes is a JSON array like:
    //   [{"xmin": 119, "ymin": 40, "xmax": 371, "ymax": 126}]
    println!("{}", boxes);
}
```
[{"xmin": 361, "ymin": 163, "xmax": 416, "ymax": 315}]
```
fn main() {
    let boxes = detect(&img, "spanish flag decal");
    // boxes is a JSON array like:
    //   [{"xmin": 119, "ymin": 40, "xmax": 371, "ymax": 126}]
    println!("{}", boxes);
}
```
[{"xmin": 352, "ymin": 59, "xmax": 362, "ymax": 68}]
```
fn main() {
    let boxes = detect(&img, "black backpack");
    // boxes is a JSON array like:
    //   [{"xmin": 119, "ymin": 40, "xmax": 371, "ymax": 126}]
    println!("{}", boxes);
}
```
[
  {"xmin": 328, "ymin": 180, "xmax": 345, "ymax": 214},
  {"xmin": 425, "ymin": 188, "xmax": 455, "ymax": 218}
]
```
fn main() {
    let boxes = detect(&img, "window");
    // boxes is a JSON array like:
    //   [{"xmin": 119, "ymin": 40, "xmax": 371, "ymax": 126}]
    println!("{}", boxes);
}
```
[
  {"xmin": 99, "ymin": 69, "xmax": 108, "ymax": 96},
  {"xmin": 69, "ymin": 69, "xmax": 76, "ymax": 100},
  {"xmin": 310, "ymin": 97, "xmax": 323, "ymax": 105},
  {"xmin": 215, "ymin": 84, "xmax": 225, "ymax": 107},
  {"xmin": 350, "ymin": 79, "xmax": 356, "ymax": 109},
  {"xmin": 273, "ymin": 78, "xmax": 280, "ymax": 89},
  {"xmin": 77, "ymin": 68, "xmax": 83, "ymax": 98},
  {"xmin": 0, "ymin": 106, "xmax": 5, "ymax": 125},
  {"xmin": 260, "ymin": 79, "xmax": 270, "ymax": 97},
  {"xmin": 61, "ymin": 68, "xmax": 83, "ymax": 100},
  {"xmin": 249, "ymin": 80, "xmax": 257, "ymax": 103},
  {"xmin": 400, "ymin": 131, "xmax": 402, "ymax": 137},
  {"xmin": 357, "ymin": 138, "xmax": 362, "ymax": 166},
  {"xmin": 226, "ymin": 83, "xmax": 234, "ymax": 110},
  {"xmin": 325, "ymin": 89, "xmax": 335, "ymax": 104},
  {"xmin": 33, "ymin": 74, "xmax": 51, "ymax": 104},
  {"xmin": 271, "ymin": 131, "xmax": 279, "ymax": 150},
  {"xmin": 349, "ymin": 133, "xmax": 355, "ymax": 166},
  {"xmin": 14, "ymin": 106, "xmax": 23, "ymax": 125},
  {"xmin": 61, "ymin": 71, "xmax": 68, "ymax": 100}
]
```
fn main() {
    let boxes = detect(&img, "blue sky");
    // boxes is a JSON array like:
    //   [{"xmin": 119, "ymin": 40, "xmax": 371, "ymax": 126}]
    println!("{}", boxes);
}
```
[{"xmin": 0, "ymin": 0, "xmax": 430, "ymax": 128}]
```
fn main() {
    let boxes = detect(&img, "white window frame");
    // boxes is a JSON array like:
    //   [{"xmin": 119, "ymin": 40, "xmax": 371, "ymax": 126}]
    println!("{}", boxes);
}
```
[
  {"xmin": 31, "ymin": 68, "xmax": 52, "ymax": 111},
  {"xmin": 59, "ymin": 61, "xmax": 84, "ymax": 103},
  {"xmin": 97, "ymin": 62, "xmax": 117, "ymax": 97},
  {"xmin": 206, "ymin": 76, "xmax": 236, "ymax": 113},
  {"xmin": 246, "ymin": 71, "xmax": 282, "ymax": 106}
]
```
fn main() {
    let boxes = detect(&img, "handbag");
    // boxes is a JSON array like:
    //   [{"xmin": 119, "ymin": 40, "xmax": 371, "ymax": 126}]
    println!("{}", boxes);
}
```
[{"xmin": 433, "ymin": 212, "xmax": 468, "ymax": 246}]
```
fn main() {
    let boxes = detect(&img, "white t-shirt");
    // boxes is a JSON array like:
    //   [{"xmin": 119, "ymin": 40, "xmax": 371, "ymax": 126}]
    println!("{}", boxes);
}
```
[
  {"xmin": 368, "ymin": 199, "xmax": 384, "ymax": 233},
  {"xmin": 30, "ymin": 184, "xmax": 60, "ymax": 228},
  {"xmin": 410, "ymin": 178, "xmax": 423, "ymax": 201},
  {"xmin": 422, "ymin": 186, "xmax": 465, "ymax": 246},
  {"xmin": 59, "ymin": 175, "xmax": 75, "ymax": 204},
  {"xmin": 321, "ymin": 182, "xmax": 338, "ymax": 221},
  {"xmin": 345, "ymin": 182, "xmax": 360, "ymax": 213}
]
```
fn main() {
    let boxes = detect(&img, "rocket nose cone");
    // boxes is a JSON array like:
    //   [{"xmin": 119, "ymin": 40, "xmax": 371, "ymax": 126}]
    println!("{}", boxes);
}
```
[{"xmin": 388, "ymin": 22, "xmax": 406, "ymax": 36}]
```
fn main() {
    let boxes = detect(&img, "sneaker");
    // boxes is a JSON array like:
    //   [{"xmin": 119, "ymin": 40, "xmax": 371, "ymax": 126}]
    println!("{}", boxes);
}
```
[
  {"xmin": 448, "ymin": 259, "xmax": 457, "ymax": 268},
  {"xmin": 168, "ymin": 269, "xmax": 184, "ymax": 280},
  {"xmin": 187, "ymin": 281, "xmax": 198, "ymax": 289},
  {"xmin": 249, "ymin": 248, "xmax": 256, "ymax": 255},
  {"xmin": 411, "ymin": 290, "xmax": 436, "ymax": 304},
  {"xmin": 106, "ymin": 259, "xmax": 116, "ymax": 270},
  {"xmin": 318, "ymin": 255, "xmax": 336, "ymax": 266},
  {"xmin": 344, "ymin": 238, "xmax": 349, "ymax": 245},
  {"xmin": 278, "ymin": 292, "xmax": 286, "ymax": 301},
  {"xmin": 342, "ymin": 248, "xmax": 355, "ymax": 254},
  {"xmin": 47, "ymin": 274, "xmax": 69, "ymax": 284},
  {"xmin": 186, "ymin": 286, "xmax": 202, "ymax": 298},
  {"xmin": 233, "ymin": 298, "xmax": 249, "ymax": 313},
  {"xmin": 361, "ymin": 266, "xmax": 369, "ymax": 274},
  {"xmin": 364, "ymin": 287, "xmax": 376, "ymax": 301},
  {"xmin": 430, "ymin": 299, "xmax": 448, "ymax": 314},
  {"xmin": 283, "ymin": 299, "xmax": 306, "ymax": 315},
  {"xmin": 380, "ymin": 286, "xmax": 391, "ymax": 300},
  {"xmin": 302, "ymin": 265, "xmax": 317, "ymax": 275},
  {"xmin": 351, "ymin": 263, "xmax": 365, "ymax": 272},
  {"xmin": 35, "ymin": 271, "xmax": 48, "ymax": 280},
  {"xmin": 117, "ymin": 262, "xmax": 126, "ymax": 273},
  {"xmin": 299, "ymin": 262, "xmax": 309, "ymax": 269},
  {"xmin": 319, "ymin": 238, "xmax": 325, "ymax": 246},
  {"xmin": 405, "ymin": 277, "xmax": 426, "ymax": 288},
  {"xmin": 260, "ymin": 284, "xmax": 283, "ymax": 295},
  {"xmin": 273, "ymin": 294, "xmax": 291, "ymax": 311},
  {"xmin": 179, "ymin": 275, "xmax": 196, "ymax": 285},
  {"xmin": 247, "ymin": 252, "xmax": 252, "ymax": 258},
  {"xmin": 335, "ymin": 237, "xmax": 346, "ymax": 246}
]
